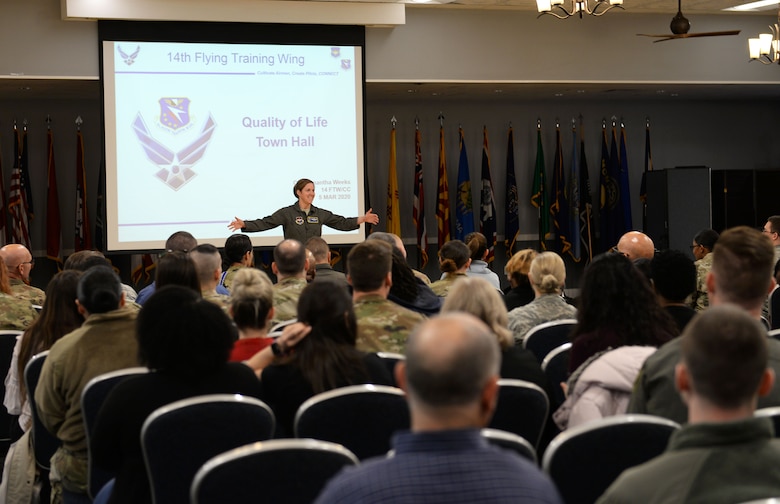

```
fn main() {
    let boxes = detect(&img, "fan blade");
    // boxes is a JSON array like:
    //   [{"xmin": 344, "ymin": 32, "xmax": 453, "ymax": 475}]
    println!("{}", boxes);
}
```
[{"xmin": 637, "ymin": 30, "xmax": 740, "ymax": 43}]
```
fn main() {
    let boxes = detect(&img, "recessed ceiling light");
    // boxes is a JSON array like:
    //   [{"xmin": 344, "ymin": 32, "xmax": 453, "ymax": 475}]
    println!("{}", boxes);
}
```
[
  {"xmin": 656, "ymin": 89, "xmax": 666, "ymax": 94},
  {"xmin": 577, "ymin": 89, "xmax": 586, "ymax": 94},
  {"xmin": 494, "ymin": 89, "xmax": 503, "ymax": 93},
  {"xmin": 407, "ymin": 89, "xmax": 417, "ymax": 93},
  {"xmin": 554, "ymin": 93, "xmax": 564, "ymax": 97}
]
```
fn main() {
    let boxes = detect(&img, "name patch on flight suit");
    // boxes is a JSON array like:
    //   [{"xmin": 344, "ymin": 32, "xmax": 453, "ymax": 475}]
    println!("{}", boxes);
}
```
[
  {"xmin": 307, "ymin": 216, "xmax": 319, "ymax": 224},
  {"xmin": 295, "ymin": 216, "xmax": 304, "ymax": 225}
]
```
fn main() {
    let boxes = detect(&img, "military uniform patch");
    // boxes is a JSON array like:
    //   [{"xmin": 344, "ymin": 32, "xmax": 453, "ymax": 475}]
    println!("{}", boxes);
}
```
[
  {"xmin": 295, "ymin": 216, "xmax": 305, "ymax": 225},
  {"xmin": 307, "ymin": 216, "xmax": 319, "ymax": 224}
]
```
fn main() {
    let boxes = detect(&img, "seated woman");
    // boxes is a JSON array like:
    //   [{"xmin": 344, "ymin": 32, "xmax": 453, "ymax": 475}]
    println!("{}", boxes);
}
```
[
  {"xmin": 229, "ymin": 268, "xmax": 275, "ymax": 361},
  {"xmin": 503, "ymin": 249, "xmax": 537, "ymax": 311},
  {"xmin": 567, "ymin": 252, "xmax": 678, "ymax": 374},
  {"xmin": 463, "ymin": 232, "xmax": 501, "ymax": 291},
  {"xmin": 386, "ymin": 247, "xmax": 442, "ymax": 316},
  {"xmin": 244, "ymin": 281, "xmax": 393, "ymax": 437},
  {"xmin": 441, "ymin": 277, "xmax": 547, "ymax": 391},
  {"xmin": 507, "ymin": 252, "xmax": 577, "ymax": 345},
  {"xmin": 155, "ymin": 251, "xmax": 200, "ymax": 293},
  {"xmin": 220, "ymin": 233, "xmax": 253, "ymax": 294},
  {"xmin": 90, "ymin": 286, "xmax": 263, "ymax": 504},
  {"xmin": 429, "ymin": 240, "xmax": 471, "ymax": 297}
]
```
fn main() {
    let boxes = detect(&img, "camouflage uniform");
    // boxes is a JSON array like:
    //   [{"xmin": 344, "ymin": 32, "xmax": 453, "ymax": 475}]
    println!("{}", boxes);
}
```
[
  {"xmin": 353, "ymin": 294, "xmax": 426, "ymax": 354},
  {"xmin": 507, "ymin": 294, "xmax": 577, "ymax": 345},
  {"xmin": 691, "ymin": 252, "xmax": 713, "ymax": 313},
  {"xmin": 220, "ymin": 264, "xmax": 245, "ymax": 294},
  {"xmin": 429, "ymin": 272, "xmax": 467, "ymax": 297},
  {"xmin": 0, "ymin": 293, "xmax": 38, "ymax": 331},
  {"xmin": 9, "ymin": 278, "xmax": 45, "ymax": 306},
  {"xmin": 202, "ymin": 290, "xmax": 231, "ymax": 311},
  {"xmin": 272, "ymin": 277, "xmax": 307, "ymax": 325}
]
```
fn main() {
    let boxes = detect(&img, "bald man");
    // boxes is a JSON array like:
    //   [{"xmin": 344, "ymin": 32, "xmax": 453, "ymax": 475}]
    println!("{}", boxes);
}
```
[
  {"xmin": 0, "ymin": 244, "xmax": 45, "ymax": 305},
  {"xmin": 616, "ymin": 231, "xmax": 655, "ymax": 261},
  {"xmin": 316, "ymin": 313, "xmax": 562, "ymax": 504}
]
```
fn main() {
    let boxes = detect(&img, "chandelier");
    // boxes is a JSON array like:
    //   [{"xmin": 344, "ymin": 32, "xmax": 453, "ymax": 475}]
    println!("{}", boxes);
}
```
[
  {"xmin": 748, "ymin": 9, "xmax": 780, "ymax": 64},
  {"xmin": 536, "ymin": 0, "xmax": 624, "ymax": 19}
]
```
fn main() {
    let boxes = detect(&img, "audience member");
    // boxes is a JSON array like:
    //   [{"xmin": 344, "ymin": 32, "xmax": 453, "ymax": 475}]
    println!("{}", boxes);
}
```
[
  {"xmin": 0, "ymin": 255, "xmax": 38, "ymax": 331},
  {"xmin": 270, "ymin": 239, "xmax": 308, "ymax": 326},
  {"xmin": 315, "ymin": 313, "xmax": 563, "ymax": 504},
  {"xmin": 220, "ymin": 233, "xmax": 253, "ymax": 294},
  {"xmin": 305, "ymin": 248, "xmax": 317, "ymax": 282},
  {"xmin": 63, "ymin": 250, "xmax": 138, "ymax": 302},
  {"xmin": 651, "ymin": 249, "xmax": 697, "ymax": 332},
  {"xmin": 690, "ymin": 228, "xmax": 719, "ymax": 312},
  {"xmin": 35, "ymin": 266, "xmax": 139, "ymax": 503},
  {"xmin": 90, "ymin": 286, "xmax": 263, "ymax": 504},
  {"xmin": 462, "ymin": 232, "xmax": 501, "ymax": 291},
  {"xmin": 347, "ymin": 240, "xmax": 425, "ymax": 353},
  {"xmin": 250, "ymin": 281, "xmax": 393, "ymax": 437},
  {"xmin": 569, "ymin": 253, "xmax": 676, "ymax": 373},
  {"xmin": 764, "ymin": 215, "xmax": 780, "ymax": 265},
  {"xmin": 305, "ymin": 236, "xmax": 349, "ymax": 290},
  {"xmin": 615, "ymin": 231, "xmax": 655, "ymax": 261},
  {"xmin": 153, "ymin": 251, "xmax": 200, "ymax": 293},
  {"xmin": 442, "ymin": 277, "xmax": 547, "ymax": 390},
  {"xmin": 0, "ymin": 244, "xmax": 45, "ymax": 305},
  {"xmin": 507, "ymin": 251, "xmax": 576, "ymax": 345},
  {"xmin": 229, "ymin": 268, "xmax": 275, "ymax": 361},
  {"xmin": 429, "ymin": 239, "xmax": 471, "ymax": 297},
  {"xmin": 629, "ymin": 226, "xmax": 780, "ymax": 423},
  {"xmin": 190, "ymin": 244, "xmax": 231, "ymax": 309},
  {"xmin": 599, "ymin": 305, "xmax": 780, "ymax": 504},
  {"xmin": 503, "ymin": 249, "xmax": 538, "ymax": 311}
]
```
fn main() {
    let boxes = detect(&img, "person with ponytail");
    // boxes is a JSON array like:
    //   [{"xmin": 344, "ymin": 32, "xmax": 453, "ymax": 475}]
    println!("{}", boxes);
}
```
[{"xmin": 229, "ymin": 268, "xmax": 275, "ymax": 361}]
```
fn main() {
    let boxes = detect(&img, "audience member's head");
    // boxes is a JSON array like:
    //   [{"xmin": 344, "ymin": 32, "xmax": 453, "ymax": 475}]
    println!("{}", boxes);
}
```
[
  {"xmin": 692, "ymin": 229, "xmax": 719, "ymax": 260},
  {"xmin": 347, "ymin": 240, "xmax": 392, "ymax": 293},
  {"xmin": 223, "ymin": 234, "xmax": 253, "ymax": 269},
  {"xmin": 399, "ymin": 313, "xmax": 500, "ymax": 428},
  {"xmin": 17, "ymin": 270, "xmax": 83, "ymax": 400},
  {"xmin": 678, "ymin": 304, "xmax": 773, "ymax": 416},
  {"xmin": 305, "ymin": 236, "xmax": 331, "ymax": 265},
  {"xmin": 387, "ymin": 246, "xmax": 420, "ymax": 303},
  {"xmin": 164, "ymin": 231, "xmax": 197, "ymax": 253},
  {"xmin": 155, "ymin": 251, "xmax": 200, "ymax": 293},
  {"xmin": 305, "ymin": 249, "xmax": 316, "ymax": 282},
  {"xmin": 0, "ymin": 244, "xmax": 34, "ymax": 282},
  {"xmin": 465, "ymin": 232, "xmax": 489, "ymax": 261},
  {"xmin": 138, "ymin": 285, "xmax": 235, "ymax": 377},
  {"xmin": 273, "ymin": 239, "xmax": 307, "ymax": 277},
  {"xmin": 529, "ymin": 251, "xmax": 566, "ymax": 295},
  {"xmin": 709, "ymin": 226, "xmax": 775, "ymax": 313},
  {"xmin": 76, "ymin": 265, "xmax": 124, "ymax": 315},
  {"xmin": 189, "ymin": 244, "xmax": 222, "ymax": 291},
  {"xmin": 438, "ymin": 240, "xmax": 471, "ymax": 274},
  {"xmin": 505, "ymin": 249, "xmax": 537, "ymax": 288},
  {"xmin": 366, "ymin": 232, "xmax": 406, "ymax": 257},
  {"xmin": 63, "ymin": 250, "xmax": 111, "ymax": 271},
  {"xmin": 230, "ymin": 268, "xmax": 274, "ymax": 332},
  {"xmin": 616, "ymin": 231, "xmax": 655, "ymax": 261},
  {"xmin": 764, "ymin": 216, "xmax": 780, "ymax": 245},
  {"xmin": 442, "ymin": 277, "xmax": 513, "ymax": 350},
  {"xmin": 0, "ymin": 256, "xmax": 10, "ymax": 295},
  {"xmin": 651, "ymin": 249, "xmax": 696, "ymax": 304}
]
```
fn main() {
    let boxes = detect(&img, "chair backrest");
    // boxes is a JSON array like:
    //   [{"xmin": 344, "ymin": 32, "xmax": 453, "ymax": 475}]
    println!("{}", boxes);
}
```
[
  {"xmin": 772, "ymin": 289, "xmax": 780, "ymax": 331},
  {"xmin": 141, "ymin": 394, "xmax": 275, "ymax": 504},
  {"xmin": 768, "ymin": 329, "xmax": 780, "ymax": 341},
  {"xmin": 488, "ymin": 379, "xmax": 549, "ymax": 449},
  {"xmin": 542, "ymin": 414, "xmax": 680, "ymax": 504},
  {"xmin": 81, "ymin": 367, "xmax": 149, "ymax": 499},
  {"xmin": 24, "ymin": 350, "xmax": 59, "ymax": 471},
  {"xmin": 376, "ymin": 352, "xmax": 405, "ymax": 386},
  {"xmin": 480, "ymin": 428, "xmax": 537, "ymax": 465},
  {"xmin": 523, "ymin": 319, "xmax": 577, "ymax": 363},
  {"xmin": 294, "ymin": 384, "xmax": 409, "ymax": 460},
  {"xmin": 541, "ymin": 342, "xmax": 573, "ymax": 410},
  {"xmin": 0, "ymin": 331, "xmax": 22, "ymax": 448},
  {"xmin": 755, "ymin": 407, "xmax": 780, "ymax": 437},
  {"xmin": 190, "ymin": 438, "xmax": 359, "ymax": 504}
]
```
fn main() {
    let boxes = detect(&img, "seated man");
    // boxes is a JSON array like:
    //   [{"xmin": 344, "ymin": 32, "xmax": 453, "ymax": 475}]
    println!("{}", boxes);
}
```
[
  {"xmin": 305, "ymin": 236, "xmax": 348, "ymax": 290},
  {"xmin": 598, "ymin": 305, "xmax": 780, "ymax": 503},
  {"xmin": 270, "ymin": 239, "xmax": 308, "ymax": 326},
  {"xmin": 190, "ymin": 244, "xmax": 231, "ymax": 309},
  {"xmin": 689, "ymin": 228, "xmax": 718, "ymax": 312},
  {"xmin": 0, "ymin": 243, "xmax": 45, "ymax": 305},
  {"xmin": 347, "ymin": 240, "xmax": 425, "ymax": 354},
  {"xmin": 315, "ymin": 313, "xmax": 562, "ymax": 504},
  {"xmin": 615, "ymin": 231, "xmax": 655, "ymax": 261}
]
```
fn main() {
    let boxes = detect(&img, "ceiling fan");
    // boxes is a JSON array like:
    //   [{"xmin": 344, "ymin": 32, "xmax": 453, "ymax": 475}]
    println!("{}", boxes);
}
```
[{"xmin": 637, "ymin": 0, "xmax": 741, "ymax": 43}]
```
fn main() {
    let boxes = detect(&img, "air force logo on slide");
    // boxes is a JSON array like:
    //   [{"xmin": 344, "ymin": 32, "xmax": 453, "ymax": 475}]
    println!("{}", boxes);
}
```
[
  {"xmin": 159, "ymin": 98, "xmax": 191, "ymax": 131},
  {"xmin": 118, "ymin": 45, "xmax": 140, "ymax": 66},
  {"xmin": 131, "ymin": 103, "xmax": 217, "ymax": 191}
]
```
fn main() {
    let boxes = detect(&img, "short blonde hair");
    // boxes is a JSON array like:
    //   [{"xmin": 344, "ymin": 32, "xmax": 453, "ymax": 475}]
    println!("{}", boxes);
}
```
[
  {"xmin": 441, "ymin": 277, "xmax": 513, "ymax": 350},
  {"xmin": 529, "ymin": 252, "xmax": 566, "ymax": 295},
  {"xmin": 505, "ymin": 249, "xmax": 538, "ymax": 284}
]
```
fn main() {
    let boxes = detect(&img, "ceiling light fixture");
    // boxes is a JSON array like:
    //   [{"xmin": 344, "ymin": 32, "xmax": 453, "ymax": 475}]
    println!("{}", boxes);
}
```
[
  {"xmin": 748, "ymin": 7, "xmax": 780, "ymax": 64},
  {"xmin": 536, "ymin": 0, "xmax": 623, "ymax": 19}
]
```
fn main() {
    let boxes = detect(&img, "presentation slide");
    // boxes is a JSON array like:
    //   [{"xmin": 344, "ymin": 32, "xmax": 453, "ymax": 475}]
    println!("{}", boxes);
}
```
[{"xmin": 102, "ymin": 40, "xmax": 366, "ymax": 251}]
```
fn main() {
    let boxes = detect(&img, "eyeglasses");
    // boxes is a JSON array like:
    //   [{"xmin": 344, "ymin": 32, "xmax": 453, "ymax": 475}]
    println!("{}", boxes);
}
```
[
  {"xmin": 689, "ymin": 244, "xmax": 700, "ymax": 250},
  {"xmin": 20, "ymin": 258, "xmax": 35, "ymax": 266},
  {"xmin": 609, "ymin": 246, "xmax": 627, "ymax": 257},
  {"xmin": 762, "ymin": 228, "xmax": 777, "ymax": 236}
]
